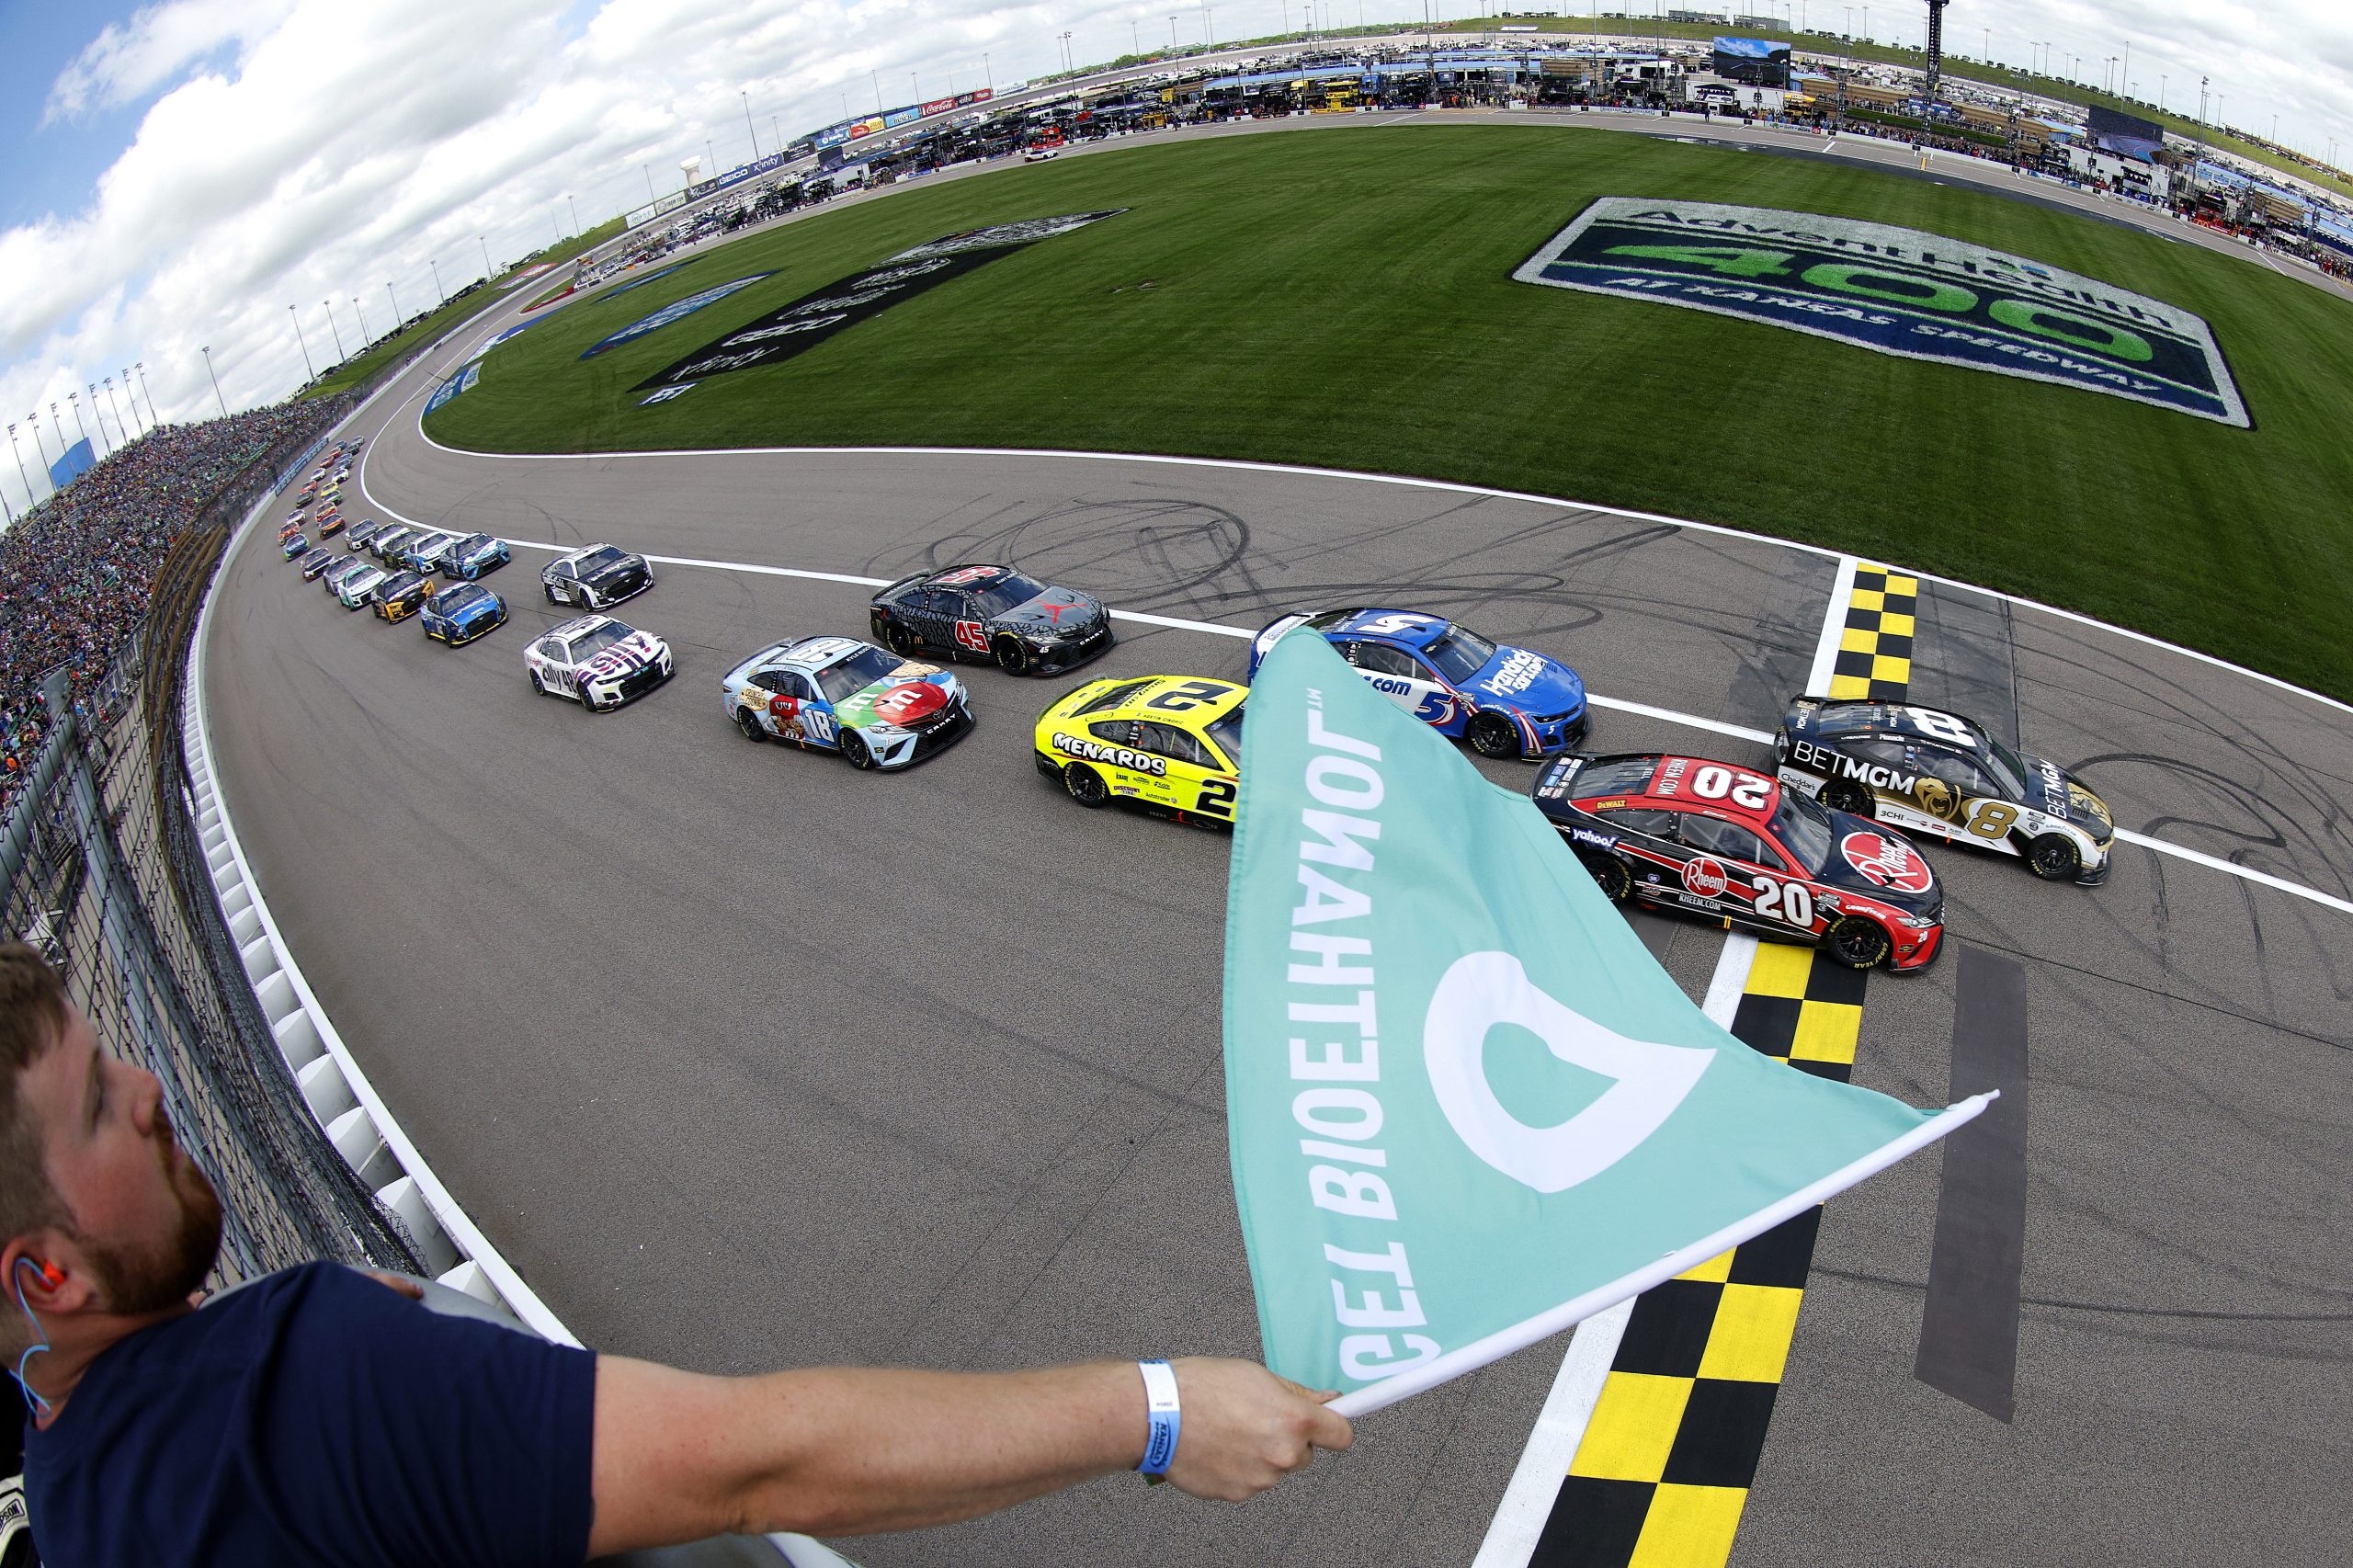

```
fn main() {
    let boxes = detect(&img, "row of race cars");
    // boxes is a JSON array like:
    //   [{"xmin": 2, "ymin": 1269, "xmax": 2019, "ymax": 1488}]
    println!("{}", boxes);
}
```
[{"xmin": 277, "ymin": 528, "xmax": 2120, "ymax": 973}]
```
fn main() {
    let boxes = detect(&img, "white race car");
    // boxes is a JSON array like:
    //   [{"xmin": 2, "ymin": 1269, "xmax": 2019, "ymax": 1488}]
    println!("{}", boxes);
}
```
[{"xmin": 525, "ymin": 615, "xmax": 674, "ymax": 711}]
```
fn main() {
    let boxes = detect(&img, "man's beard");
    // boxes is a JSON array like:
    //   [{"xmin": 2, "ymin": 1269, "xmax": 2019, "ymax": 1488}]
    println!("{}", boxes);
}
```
[{"xmin": 82, "ymin": 1125, "xmax": 224, "ymax": 1315}]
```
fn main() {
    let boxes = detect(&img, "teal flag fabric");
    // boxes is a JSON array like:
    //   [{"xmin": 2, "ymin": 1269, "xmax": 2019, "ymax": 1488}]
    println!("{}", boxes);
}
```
[{"xmin": 1222, "ymin": 631, "xmax": 1981, "ymax": 1410}]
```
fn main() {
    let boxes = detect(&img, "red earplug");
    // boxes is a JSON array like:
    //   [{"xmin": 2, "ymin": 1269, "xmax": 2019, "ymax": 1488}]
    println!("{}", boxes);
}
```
[{"xmin": 35, "ymin": 1260, "xmax": 63, "ymax": 1289}]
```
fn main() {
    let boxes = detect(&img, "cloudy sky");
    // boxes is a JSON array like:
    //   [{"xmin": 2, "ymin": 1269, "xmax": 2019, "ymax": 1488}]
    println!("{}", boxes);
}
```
[{"xmin": 1, "ymin": 0, "xmax": 2347, "ymax": 508}]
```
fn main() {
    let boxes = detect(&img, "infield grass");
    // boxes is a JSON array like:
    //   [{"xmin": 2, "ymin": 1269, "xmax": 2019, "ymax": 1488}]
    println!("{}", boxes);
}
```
[{"xmin": 427, "ymin": 123, "xmax": 2353, "ymax": 699}]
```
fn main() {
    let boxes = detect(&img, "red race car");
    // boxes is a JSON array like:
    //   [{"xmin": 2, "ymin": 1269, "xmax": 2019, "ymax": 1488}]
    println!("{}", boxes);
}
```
[{"xmin": 1531, "ymin": 752, "xmax": 1947, "ymax": 971}]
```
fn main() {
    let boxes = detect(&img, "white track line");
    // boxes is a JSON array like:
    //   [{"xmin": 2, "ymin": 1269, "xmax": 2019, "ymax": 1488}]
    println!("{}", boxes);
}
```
[{"xmin": 1472, "ymin": 929, "xmax": 1765, "ymax": 1568}]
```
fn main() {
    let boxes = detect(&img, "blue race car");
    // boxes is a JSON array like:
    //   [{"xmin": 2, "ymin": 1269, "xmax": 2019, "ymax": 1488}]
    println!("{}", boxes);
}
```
[
  {"xmin": 420, "ymin": 583, "xmax": 507, "ymax": 646},
  {"xmin": 280, "ymin": 532, "xmax": 310, "ymax": 560},
  {"xmin": 443, "ymin": 532, "xmax": 511, "ymax": 580},
  {"xmin": 1247, "ymin": 607, "xmax": 1588, "ymax": 759}
]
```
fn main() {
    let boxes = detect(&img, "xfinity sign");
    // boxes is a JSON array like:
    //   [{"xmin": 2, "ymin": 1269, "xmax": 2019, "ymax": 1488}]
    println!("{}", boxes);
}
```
[{"xmin": 1514, "ymin": 198, "xmax": 2248, "ymax": 426}]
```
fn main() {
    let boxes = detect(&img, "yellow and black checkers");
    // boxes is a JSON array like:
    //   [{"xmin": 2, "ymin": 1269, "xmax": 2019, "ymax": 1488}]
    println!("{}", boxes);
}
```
[
  {"xmin": 1825, "ymin": 565, "xmax": 1919, "ymax": 703},
  {"xmin": 1535, "ymin": 948, "xmax": 1867, "ymax": 1567},
  {"xmin": 1032, "ymin": 675, "xmax": 1245, "ymax": 825}
]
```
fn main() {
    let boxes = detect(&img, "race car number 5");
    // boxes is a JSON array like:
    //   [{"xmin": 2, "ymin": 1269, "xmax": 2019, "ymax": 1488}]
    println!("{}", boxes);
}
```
[{"xmin": 954, "ymin": 620, "xmax": 989, "ymax": 653}]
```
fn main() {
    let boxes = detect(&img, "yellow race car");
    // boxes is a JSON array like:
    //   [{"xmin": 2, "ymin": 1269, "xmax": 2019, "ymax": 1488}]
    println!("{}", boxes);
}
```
[{"xmin": 1033, "ymin": 675, "xmax": 1245, "ymax": 826}]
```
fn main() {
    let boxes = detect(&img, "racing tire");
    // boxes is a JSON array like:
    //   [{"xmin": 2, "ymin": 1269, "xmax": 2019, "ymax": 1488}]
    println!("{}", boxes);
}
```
[
  {"xmin": 993, "ymin": 635, "xmax": 1032, "ymax": 676},
  {"xmin": 2027, "ymin": 834, "xmax": 2080, "ymax": 881},
  {"xmin": 734, "ymin": 707, "xmax": 767, "ymax": 743},
  {"xmin": 529, "ymin": 671, "xmax": 545, "ymax": 695},
  {"xmin": 881, "ymin": 621, "xmax": 918, "ymax": 657},
  {"xmin": 1063, "ymin": 764, "xmax": 1109, "ymax": 808},
  {"xmin": 840, "ymin": 732, "xmax": 874, "ymax": 770},
  {"xmin": 1824, "ymin": 915, "xmax": 1893, "ymax": 971},
  {"xmin": 543, "ymin": 583, "xmax": 559, "ymax": 605},
  {"xmin": 1466, "ymin": 712, "xmax": 1522, "ymax": 760},
  {"xmin": 1821, "ymin": 780, "xmax": 1874, "ymax": 817},
  {"xmin": 1585, "ymin": 854, "xmax": 1632, "ymax": 903}
]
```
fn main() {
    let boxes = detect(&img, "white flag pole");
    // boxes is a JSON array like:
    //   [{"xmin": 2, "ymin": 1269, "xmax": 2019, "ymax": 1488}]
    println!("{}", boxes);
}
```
[{"xmin": 1328, "ymin": 1090, "xmax": 1998, "ymax": 1419}]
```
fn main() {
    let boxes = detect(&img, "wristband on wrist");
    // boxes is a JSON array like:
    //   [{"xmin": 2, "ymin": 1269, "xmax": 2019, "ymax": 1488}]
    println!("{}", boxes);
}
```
[{"xmin": 1136, "ymin": 1359, "xmax": 1181, "ymax": 1478}]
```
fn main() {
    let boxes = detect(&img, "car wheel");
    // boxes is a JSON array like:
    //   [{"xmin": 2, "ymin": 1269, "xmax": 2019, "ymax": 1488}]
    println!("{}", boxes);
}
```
[
  {"xmin": 529, "ymin": 670, "xmax": 546, "ymax": 694},
  {"xmin": 543, "ymin": 583, "xmax": 558, "ymax": 605},
  {"xmin": 2027, "ymin": 834, "xmax": 2080, "ymax": 881},
  {"xmin": 993, "ymin": 635, "xmax": 1031, "ymax": 676},
  {"xmin": 1824, "ymin": 915, "xmax": 1893, "ymax": 970},
  {"xmin": 1821, "ymin": 779, "xmax": 1873, "ymax": 817},
  {"xmin": 734, "ymin": 707, "xmax": 767, "ymax": 743},
  {"xmin": 840, "ymin": 731, "xmax": 874, "ymax": 769},
  {"xmin": 1063, "ymin": 763, "xmax": 1108, "ymax": 807},
  {"xmin": 881, "ymin": 621, "xmax": 917, "ymax": 656},
  {"xmin": 1584, "ymin": 853, "xmax": 1632, "ymax": 903},
  {"xmin": 1467, "ymin": 711, "xmax": 1521, "ymax": 759}
]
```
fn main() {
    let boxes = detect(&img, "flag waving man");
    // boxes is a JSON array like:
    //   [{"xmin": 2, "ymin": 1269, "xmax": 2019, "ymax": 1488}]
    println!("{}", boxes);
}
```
[{"xmin": 1222, "ymin": 631, "xmax": 1990, "ymax": 1415}]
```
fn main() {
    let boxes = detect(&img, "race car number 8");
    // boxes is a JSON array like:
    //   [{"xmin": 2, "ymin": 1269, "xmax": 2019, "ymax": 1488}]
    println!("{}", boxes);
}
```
[
  {"xmin": 1691, "ymin": 765, "xmax": 1772, "ymax": 810},
  {"xmin": 1905, "ymin": 707, "xmax": 1975, "ymax": 744}
]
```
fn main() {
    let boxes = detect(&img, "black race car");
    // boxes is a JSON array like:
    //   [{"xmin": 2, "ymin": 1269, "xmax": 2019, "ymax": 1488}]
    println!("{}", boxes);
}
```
[
  {"xmin": 369, "ymin": 525, "xmax": 415, "ymax": 563},
  {"xmin": 1532, "ymin": 752, "xmax": 1948, "ymax": 971},
  {"xmin": 345, "ymin": 520, "xmax": 383, "ymax": 552},
  {"xmin": 1774, "ymin": 697, "xmax": 2114, "ymax": 885},
  {"xmin": 298, "ymin": 548, "xmax": 336, "ymax": 581},
  {"xmin": 868, "ymin": 562, "xmax": 1113, "ymax": 676},
  {"xmin": 371, "ymin": 571, "xmax": 432, "ymax": 622},
  {"xmin": 542, "ymin": 543, "xmax": 653, "ymax": 610}
]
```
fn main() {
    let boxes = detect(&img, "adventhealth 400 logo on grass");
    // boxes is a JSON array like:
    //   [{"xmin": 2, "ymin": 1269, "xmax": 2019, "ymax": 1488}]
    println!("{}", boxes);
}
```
[
  {"xmin": 1514, "ymin": 197, "xmax": 2248, "ymax": 426},
  {"xmin": 1223, "ymin": 632, "xmax": 1989, "ymax": 1412}
]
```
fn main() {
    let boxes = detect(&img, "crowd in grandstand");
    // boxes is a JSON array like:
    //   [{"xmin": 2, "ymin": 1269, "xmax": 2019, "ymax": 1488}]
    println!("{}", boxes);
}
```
[{"xmin": 0, "ymin": 402, "xmax": 347, "ymax": 809}]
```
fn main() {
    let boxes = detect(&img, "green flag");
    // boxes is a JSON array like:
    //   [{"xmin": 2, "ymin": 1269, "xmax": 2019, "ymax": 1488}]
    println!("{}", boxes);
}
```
[{"xmin": 1222, "ymin": 631, "xmax": 1988, "ymax": 1415}]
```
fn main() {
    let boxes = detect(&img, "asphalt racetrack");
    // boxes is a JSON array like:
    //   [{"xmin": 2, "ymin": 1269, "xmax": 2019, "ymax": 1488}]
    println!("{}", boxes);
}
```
[{"xmin": 208, "ymin": 130, "xmax": 2352, "ymax": 1566}]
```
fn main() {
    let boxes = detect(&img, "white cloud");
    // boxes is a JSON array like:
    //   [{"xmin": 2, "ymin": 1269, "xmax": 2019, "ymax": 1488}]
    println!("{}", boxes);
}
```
[
  {"xmin": 2, "ymin": 0, "xmax": 2349, "ymax": 506},
  {"xmin": 45, "ymin": 0, "xmax": 301, "ymax": 124}
]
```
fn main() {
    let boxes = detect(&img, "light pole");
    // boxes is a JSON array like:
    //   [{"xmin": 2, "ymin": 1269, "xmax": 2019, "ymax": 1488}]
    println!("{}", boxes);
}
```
[
  {"xmin": 86, "ymin": 385, "xmax": 112, "ymax": 453},
  {"xmin": 1170, "ymin": 14, "xmax": 1179, "ymax": 49},
  {"xmin": 27, "ymin": 412, "xmax": 50, "ymax": 468},
  {"xmin": 644, "ymin": 163, "xmax": 657, "ymax": 201},
  {"xmin": 8, "ymin": 425, "xmax": 32, "ymax": 505},
  {"xmin": 480, "ymin": 234, "xmax": 494, "ymax": 279},
  {"xmin": 568, "ymin": 194, "xmax": 581, "ymax": 233},
  {"xmin": 1203, "ymin": 4, "xmax": 1215, "ymax": 48},
  {"xmin": 984, "ymin": 51, "xmax": 993, "ymax": 91},
  {"xmin": 430, "ymin": 258, "xmax": 446, "ymax": 304},
  {"xmin": 289, "ymin": 305, "xmax": 316, "ymax": 381},
  {"xmin": 388, "ymin": 280, "xmax": 403, "ymax": 328},
  {"xmin": 134, "ymin": 362, "xmax": 156, "ymax": 427},
  {"xmin": 744, "ymin": 90, "xmax": 760, "ymax": 157},
  {"xmin": 68, "ymin": 393, "xmax": 92, "ymax": 457},
  {"xmin": 324, "ymin": 301, "xmax": 346, "ymax": 360},
  {"xmin": 106, "ymin": 376, "xmax": 132, "ymax": 438},
  {"xmin": 872, "ymin": 68, "xmax": 883, "ymax": 111},
  {"xmin": 353, "ymin": 296, "xmax": 370, "ymax": 342},
  {"xmin": 200, "ymin": 347, "xmax": 226, "ymax": 416}
]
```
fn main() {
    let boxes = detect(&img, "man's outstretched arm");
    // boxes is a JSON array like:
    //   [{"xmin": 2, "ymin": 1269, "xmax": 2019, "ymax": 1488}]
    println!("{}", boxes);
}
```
[{"xmin": 587, "ymin": 1354, "xmax": 1353, "ymax": 1553}]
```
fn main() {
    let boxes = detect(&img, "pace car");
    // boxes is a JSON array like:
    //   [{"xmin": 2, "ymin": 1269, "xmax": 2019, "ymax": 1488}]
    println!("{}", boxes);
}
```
[
  {"xmin": 298, "ymin": 548, "xmax": 336, "ymax": 581},
  {"xmin": 280, "ymin": 532, "xmax": 309, "ymax": 560},
  {"xmin": 1533, "ymin": 752, "xmax": 1946, "ymax": 971},
  {"xmin": 1249, "ymin": 608, "xmax": 1587, "ymax": 759},
  {"xmin": 868, "ymin": 562, "xmax": 1114, "ymax": 676},
  {"xmin": 541, "ymin": 544, "xmax": 653, "ymax": 610},
  {"xmin": 1775, "ymin": 697, "xmax": 2115, "ymax": 884},
  {"xmin": 371, "ymin": 571, "xmax": 432, "ymax": 622},
  {"xmin": 1032, "ymin": 675, "xmax": 1245, "ymax": 825},
  {"xmin": 527, "ymin": 615, "xmax": 674, "ymax": 711},
  {"xmin": 720, "ymin": 635, "xmax": 972, "ymax": 768},
  {"xmin": 443, "ymin": 532, "xmax": 510, "ymax": 580},
  {"xmin": 421, "ymin": 584, "xmax": 506, "ymax": 646},
  {"xmin": 335, "ymin": 562, "xmax": 389, "ymax": 608}
]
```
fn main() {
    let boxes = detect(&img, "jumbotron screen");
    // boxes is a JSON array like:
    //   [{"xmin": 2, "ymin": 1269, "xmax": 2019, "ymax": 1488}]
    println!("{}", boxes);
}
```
[
  {"xmin": 2087, "ymin": 105, "xmax": 2165, "ymax": 164},
  {"xmin": 1711, "ymin": 37, "xmax": 1791, "ymax": 88}
]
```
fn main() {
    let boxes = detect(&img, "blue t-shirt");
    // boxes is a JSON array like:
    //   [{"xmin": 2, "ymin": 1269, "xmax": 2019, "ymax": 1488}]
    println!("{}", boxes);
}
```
[{"xmin": 24, "ymin": 1262, "xmax": 595, "ymax": 1567}]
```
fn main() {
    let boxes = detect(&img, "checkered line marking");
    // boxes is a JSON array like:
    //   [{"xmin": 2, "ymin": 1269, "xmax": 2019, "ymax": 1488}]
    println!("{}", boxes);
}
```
[
  {"xmin": 1535, "ymin": 557, "xmax": 1909, "ymax": 1566},
  {"xmin": 1825, "ymin": 565, "xmax": 1918, "ymax": 702}
]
